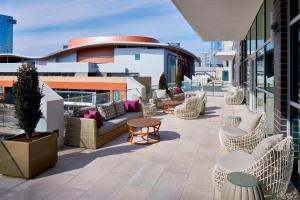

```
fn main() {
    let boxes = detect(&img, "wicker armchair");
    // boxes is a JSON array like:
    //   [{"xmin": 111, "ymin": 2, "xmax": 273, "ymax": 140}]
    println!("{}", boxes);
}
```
[
  {"xmin": 152, "ymin": 89, "xmax": 171, "ymax": 108},
  {"xmin": 213, "ymin": 136, "xmax": 293, "ymax": 199},
  {"xmin": 219, "ymin": 112, "xmax": 266, "ymax": 153},
  {"xmin": 139, "ymin": 97, "xmax": 157, "ymax": 117},
  {"xmin": 225, "ymin": 88, "xmax": 244, "ymax": 105},
  {"xmin": 174, "ymin": 92, "xmax": 206, "ymax": 119}
]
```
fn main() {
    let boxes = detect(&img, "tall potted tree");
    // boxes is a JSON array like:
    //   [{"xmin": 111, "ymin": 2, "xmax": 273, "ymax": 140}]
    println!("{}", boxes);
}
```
[
  {"xmin": 158, "ymin": 73, "xmax": 168, "ymax": 90},
  {"xmin": 0, "ymin": 63, "xmax": 58, "ymax": 179}
]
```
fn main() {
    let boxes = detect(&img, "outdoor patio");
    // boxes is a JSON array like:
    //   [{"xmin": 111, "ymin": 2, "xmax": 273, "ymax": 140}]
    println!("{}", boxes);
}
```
[{"xmin": 0, "ymin": 96, "xmax": 298, "ymax": 200}]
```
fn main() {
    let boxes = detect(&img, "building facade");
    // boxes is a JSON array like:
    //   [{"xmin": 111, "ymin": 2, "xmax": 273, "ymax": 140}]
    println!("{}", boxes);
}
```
[
  {"xmin": 0, "ymin": 36, "xmax": 198, "ymax": 102},
  {"xmin": 0, "ymin": 15, "xmax": 16, "ymax": 53},
  {"xmin": 210, "ymin": 41, "xmax": 223, "ymax": 67},
  {"xmin": 172, "ymin": 0, "xmax": 300, "ymax": 192}
]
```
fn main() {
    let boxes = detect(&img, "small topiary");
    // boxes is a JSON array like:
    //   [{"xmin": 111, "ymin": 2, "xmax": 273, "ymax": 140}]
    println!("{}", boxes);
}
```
[
  {"xmin": 13, "ymin": 63, "xmax": 43, "ymax": 138},
  {"xmin": 158, "ymin": 73, "xmax": 168, "ymax": 90}
]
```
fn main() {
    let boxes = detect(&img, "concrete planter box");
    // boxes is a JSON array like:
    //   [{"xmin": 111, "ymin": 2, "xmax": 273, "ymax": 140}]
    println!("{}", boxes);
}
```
[{"xmin": 0, "ymin": 131, "xmax": 58, "ymax": 179}]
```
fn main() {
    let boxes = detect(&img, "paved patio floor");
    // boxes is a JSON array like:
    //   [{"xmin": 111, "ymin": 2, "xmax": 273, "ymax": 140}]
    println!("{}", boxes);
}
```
[{"xmin": 0, "ymin": 96, "xmax": 298, "ymax": 200}]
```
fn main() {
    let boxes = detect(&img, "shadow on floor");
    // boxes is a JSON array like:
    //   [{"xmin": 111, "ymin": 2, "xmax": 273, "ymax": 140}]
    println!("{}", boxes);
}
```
[
  {"xmin": 37, "ymin": 131, "xmax": 180, "ymax": 178},
  {"xmin": 206, "ymin": 106, "xmax": 222, "ymax": 111}
]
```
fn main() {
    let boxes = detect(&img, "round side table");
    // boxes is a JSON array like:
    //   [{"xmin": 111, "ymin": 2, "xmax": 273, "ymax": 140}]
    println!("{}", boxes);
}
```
[
  {"xmin": 222, "ymin": 172, "xmax": 264, "ymax": 200},
  {"xmin": 224, "ymin": 115, "xmax": 242, "ymax": 127}
]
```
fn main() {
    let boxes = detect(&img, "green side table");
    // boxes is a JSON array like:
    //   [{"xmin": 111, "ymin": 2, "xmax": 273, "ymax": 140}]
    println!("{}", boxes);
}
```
[
  {"xmin": 222, "ymin": 172, "xmax": 264, "ymax": 200},
  {"xmin": 224, "ymin": 115, "xmax": 242, "ymax": 127}
]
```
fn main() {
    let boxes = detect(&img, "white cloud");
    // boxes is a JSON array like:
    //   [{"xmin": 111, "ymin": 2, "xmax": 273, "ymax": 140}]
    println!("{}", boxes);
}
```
[{"xmin": 1, "ymin": 0, "xmax": 210, "ymax": 56}]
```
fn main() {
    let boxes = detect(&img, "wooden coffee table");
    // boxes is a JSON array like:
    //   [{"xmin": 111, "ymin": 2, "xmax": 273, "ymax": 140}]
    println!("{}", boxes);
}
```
[
  {"xmin": 127, "ymin": 118, "xmax": 161, "ymax": 144},
  {"xmin": 163, "ymin": 100, "xmax": 184, "ymax": 114}
]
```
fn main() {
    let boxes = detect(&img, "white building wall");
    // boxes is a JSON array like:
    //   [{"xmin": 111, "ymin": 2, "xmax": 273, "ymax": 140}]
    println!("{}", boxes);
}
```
[{"xmin": 98, "ymin": 48, "xmax": 165, "ymax": 85}]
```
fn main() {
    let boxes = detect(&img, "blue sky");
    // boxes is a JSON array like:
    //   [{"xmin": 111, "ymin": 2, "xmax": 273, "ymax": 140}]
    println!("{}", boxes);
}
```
[{"xmin": 0, "ymin": 0, "xmax": 211, "ymax": 57}]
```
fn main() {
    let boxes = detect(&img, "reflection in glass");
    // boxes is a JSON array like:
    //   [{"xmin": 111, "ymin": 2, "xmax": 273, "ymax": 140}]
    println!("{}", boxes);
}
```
[
  {"xmin": 265, "ymin": 93, "xmax": 274, "ymax": 136},
  {"xmin": 247, "ymin": 32, "xmax": 251, "ymax": 56},
  {"xmin": 256, "ymin": 90, "xmax": 265, "ymax": 112},
  {"xmin": 291, "ymin": 107, "xmax": 300, "ymax": 188},
  {"xmin": 257, "ymin": 49, "xmax": 265, "ymax": 88},
  {"xmin": 266, "ymin": 0, "xmax": 273, "ymax": 40},
  {"xmin": 250, "ymin": 19, "xmax": 256, "ymax": 53},
  {"xmin": 257, "ymin": 4, "xmax": 265, "ymax": 48},
  {"xmin": 266, "ymin": 43, "xmax": 274, "ymax": 93}
]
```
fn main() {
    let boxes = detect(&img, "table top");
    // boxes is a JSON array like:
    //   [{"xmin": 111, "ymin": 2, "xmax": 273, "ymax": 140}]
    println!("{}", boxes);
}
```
[
  {"xmin": 227, "ymin": 172, "xmax": 259, "ymax": 187},
  {"xmin": 163, "ymin": 100, "xmax": 184, "ymax": 106},
  {"xmin": 127, "ymin": 118, "xmax": 161, "ymax": 128}
]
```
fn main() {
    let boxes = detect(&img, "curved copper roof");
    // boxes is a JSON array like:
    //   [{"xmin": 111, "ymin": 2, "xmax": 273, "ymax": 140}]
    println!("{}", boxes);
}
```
[
  {"xmin": 68, "ymin": 36, "xmax": 159, "ymax": 48},
  {"xmin": 0, "ymin": 36, "xmax": 199, "ymax": 62}
]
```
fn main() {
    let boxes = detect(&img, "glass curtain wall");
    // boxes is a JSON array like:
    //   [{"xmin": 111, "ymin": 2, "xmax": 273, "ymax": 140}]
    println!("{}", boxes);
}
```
[
  {"xmin": 289, "ymin": 0, "xmax": 300, "ymax": 191},
  {"xmin": 242, "ymin": 0, "xmax": 274, "ymax": 134}
]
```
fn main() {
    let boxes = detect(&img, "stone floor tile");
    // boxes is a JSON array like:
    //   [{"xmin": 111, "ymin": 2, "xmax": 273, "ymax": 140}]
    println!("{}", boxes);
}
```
[
  {"xmin": 112, "ymin": 185, "xmax": 150, "ymax": 200},
  {"xmin": 181, "ymin": 184, "xmax": 214, "ymax": 200},
  {"xmin": 128, "ymin": 162, "xmax": 166, "ymax": 188},
  {"xmin": 79, "ymin": 172, "xmax": 131, "ymax": 200},
  {"xmin": 148, "ymin": 172, "xmax": 188, "ymax": 200}
]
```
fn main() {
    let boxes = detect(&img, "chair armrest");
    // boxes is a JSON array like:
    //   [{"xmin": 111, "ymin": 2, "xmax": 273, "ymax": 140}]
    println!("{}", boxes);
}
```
[{"xmin": 66, "ymin": 117, "xmax": 97, "ymax": 147}]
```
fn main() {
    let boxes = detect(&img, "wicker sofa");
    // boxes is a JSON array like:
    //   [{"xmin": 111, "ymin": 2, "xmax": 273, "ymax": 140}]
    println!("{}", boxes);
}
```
[
  {"xmin": 152, "ymin": 88, "xmax": 185, "ymax": 108},
  {"xmin": 66, "ymin": 105, "xmax": 142, "ymax": 149}
]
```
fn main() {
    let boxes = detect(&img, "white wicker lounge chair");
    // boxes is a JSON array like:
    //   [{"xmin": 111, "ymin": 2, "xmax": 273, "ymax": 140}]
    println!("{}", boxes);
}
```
[
  {"xmin": 225, "ymin": 87, "xmax": 244, "ymax": 105},
  {"xmin": 213, "ymin": 136, "xmax": 293, "ymax": 199},
  {"xmin": 219, "ymin": 112, "xmax": 266, "ymax": 153},
  {"xmin": 174, "ymin": 92, "xmax": 206, "ymax": 119}
]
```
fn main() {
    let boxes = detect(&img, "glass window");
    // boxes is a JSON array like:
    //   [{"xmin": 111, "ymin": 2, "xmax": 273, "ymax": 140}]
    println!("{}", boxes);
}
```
[
  {"xmin": 250, "ymin": 19, "xmax": 257, "ymax": 53},
  {"xmin": 134, "ymin": 53, "xmax": 140, "ymax": 60},
  {"xmin": 257, "ymin": 4, "xmax": 265, "ymax": 48},
  {"xmin": 256, "ymin": 90, "xmax": 265, "ymax": 112},
  {"xmin": 247, "ymin": 32, "xmax": 251, "ymax": 57},
  {"xmin": 257, "ymin": 48, "xmax": 265, "ymax": 88},
  {"xmin": 266, "ymin": 0, "xmax": 273, "ymax": 40},
  {"xmin": 266, "ymin": 43, "xmax": 274, "ymax": 93},
  {"xmin": 246, "ymin": 59, "xmax": 251, "ymax": 84},
  {"xmin": 290, "ymin": 0, "xmax": 300, "ymax": 20},
  {"xmin": 291, "ymin": 21, "xmax": 300, "ymax": 103},
  {"xmin": 266, "ymin": 93, "xmax": 274, "ymax": 136}
]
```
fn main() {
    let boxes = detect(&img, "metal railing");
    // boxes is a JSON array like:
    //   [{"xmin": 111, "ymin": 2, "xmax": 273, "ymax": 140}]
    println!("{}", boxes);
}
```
[
  {"xmin": 62, "ymin": 88, "xmax": 141, "ymax": 115},
  {"xmin": 150, "ymin": 80, "xmax": 231, "ymax": 98}
]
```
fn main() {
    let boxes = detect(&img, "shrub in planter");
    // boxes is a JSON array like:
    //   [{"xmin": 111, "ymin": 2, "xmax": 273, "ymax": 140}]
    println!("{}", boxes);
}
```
[
  {"xmin": 0, "ymin": 63, "xmax": 58, "ymax": 179},
  {"xmin": 158, "ymin": 73, "xmax": 168, "ymax": 90}
]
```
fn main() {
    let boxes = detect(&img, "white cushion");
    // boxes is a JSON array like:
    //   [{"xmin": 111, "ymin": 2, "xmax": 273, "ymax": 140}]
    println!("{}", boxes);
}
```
[
  {"xmin": 252, "ymin": 134, "xmax": 284, "ymax": 160},
  {"xmin": 217, "ymin": 151, "xmax": 256, "ymax": 171},
  {"xmin": 156, "ymin": 90, "xmax": 167, "ymax": 99},
  {"xmin": 220, "ymin": 126, "xmax": 248, "ymax": 137},
  {"xmin": 238, "ymin": 113, "xmax": 262, "ymax": 132}
]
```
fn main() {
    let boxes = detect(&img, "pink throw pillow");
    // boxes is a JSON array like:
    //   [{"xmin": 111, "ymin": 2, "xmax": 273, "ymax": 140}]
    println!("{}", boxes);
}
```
[
  {"xmin": 84, "ymin": 110, "xmax": 102, "ymax": 128},
  {"xmin": 175, "ymin": 87, "xmax": 184, "ymax": 94},
  {"xmin": 124, "ymin": 100, "xmax": 140, "ymax": 112}
]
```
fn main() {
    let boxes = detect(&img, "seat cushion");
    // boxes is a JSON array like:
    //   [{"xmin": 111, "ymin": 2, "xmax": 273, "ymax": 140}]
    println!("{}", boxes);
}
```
[
  {"xmin": 97, "ymin": 112, "xmax": 141, "ymax": 136},
  {"xmin": 217, "ymin": 151, "xmax": 256, "ymax": 171},
  {"xmin": 156, "ymin": 90, "xmax": 167, "ymax": 99},
  {"xmin": 238, "ymin": 113, "xmax": 262, "ymax": 132},
  {"xmin": 73, "ymin": 106, "xmax": 97, "ymax": 118},
  {"xmin": 98, "ymin": 102, "xmax": 117, "ymax": 121},
  {"xmin": 252, "ymin": 134, "xmax": 284, "ymax": 160},
  {"xmin": 114, "ymin": 100, "xmax": 126, "ymax": 116},
  {"xmin": 220, "ymin": 126, "xmax": 248, "ymax": 137}
]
